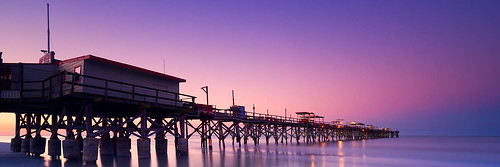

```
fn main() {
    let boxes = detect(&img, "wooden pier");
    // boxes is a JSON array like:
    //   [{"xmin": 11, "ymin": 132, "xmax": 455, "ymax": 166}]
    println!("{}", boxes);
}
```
[{"xmin": 0, "ymin": 54, "xmax": 398, "ymax": 162}]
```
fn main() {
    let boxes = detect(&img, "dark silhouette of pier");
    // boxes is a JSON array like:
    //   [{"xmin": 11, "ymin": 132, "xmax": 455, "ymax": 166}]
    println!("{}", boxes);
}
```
[
  {"xmin": 0, "ymin": 52, "xmax": 398, "ymax": 163},
  {"xmin": 0, "ymin": 71, "xmax": 398, "ymax": 162}
]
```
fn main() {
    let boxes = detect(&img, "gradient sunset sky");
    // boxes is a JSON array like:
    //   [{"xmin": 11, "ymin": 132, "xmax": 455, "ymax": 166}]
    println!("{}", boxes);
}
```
[{"xmin": 0, "ymin": 0, "xmax": 499, "ymax": 136}]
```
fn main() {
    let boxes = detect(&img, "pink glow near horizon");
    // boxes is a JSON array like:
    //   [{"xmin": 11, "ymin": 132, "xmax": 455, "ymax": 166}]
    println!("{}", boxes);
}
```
[{"xmin": 0, "ymin": 1, "xmax": 499, "ymax": 136}]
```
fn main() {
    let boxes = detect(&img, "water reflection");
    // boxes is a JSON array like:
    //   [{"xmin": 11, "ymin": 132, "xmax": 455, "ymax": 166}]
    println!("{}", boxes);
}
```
[
  {"xmin": 138, "ymin": 158, "xmax": 151, "ymax": 167},
  {"xmin": 100, "ymin": 155, "xmax": 114, "ymax": 166},
  {"xmin": 3, "ymin": 136, "xmax": 499, "ymax": 167},
  {"xmin": 219, "ymin": 147, "xmax": 226, "ymax": 167},
  {"xmin": 156, "ymin": 152, "xmax": 168, "ymax": 167},
  {"xmin": 339, "ymin": 157, "xmax": 345, "ymax": 167},
  {"xmin": 310, "ymin": 155, "xmax": 315, "ymax": 167},
  {"xmin": 46, "ymin": 158, "xmax": 62, "ymax": 167},
  {"xmin": 201, "ymin": 148, "xmax": 213, "ymax": 167},
  {"xmin": 338, "ymin": 141, "xmax": 345, "ymax": 167},
  {"xmin": 176, "ymin": 154, "xmax": 189, "ymax": 167},
  {"xmin": 115, "ymin": 156, "xmax": 132, "ymax": 167},
  {"xmin": 64, "ymin": 159, "xmax": 83, "ymax": 167},
  {"xmin": 83, "ymin": 161, "xmax": 97, "ymax": 167},
  {"xmin": 338, "ymin": 141, "xmax": 344, "ymax": 156}
]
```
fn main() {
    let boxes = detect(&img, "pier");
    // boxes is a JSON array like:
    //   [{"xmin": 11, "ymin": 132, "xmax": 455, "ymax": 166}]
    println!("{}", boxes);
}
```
[{"xmin": 0, "ymin": 54, "xmax": 398, "ymax": 162}]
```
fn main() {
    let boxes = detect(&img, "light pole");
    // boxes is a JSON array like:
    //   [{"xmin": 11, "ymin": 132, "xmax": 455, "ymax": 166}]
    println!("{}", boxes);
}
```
[
  {"xmin": 201, "ymin": 86, "xmax": 208, "ymax": 105},
  {"xmin": 253, "ymin": 104, "xmax": 256, "ymax": 119},
  {"xmin": 285, "ymin": 108, "xmax": 287, "ymax": 122}
]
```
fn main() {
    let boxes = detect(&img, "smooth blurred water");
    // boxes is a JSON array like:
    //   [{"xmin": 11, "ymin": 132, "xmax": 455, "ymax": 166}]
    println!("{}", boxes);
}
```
[{"xmin": 0, "ymin": 136, "xmax": 499, "ymax": 167}]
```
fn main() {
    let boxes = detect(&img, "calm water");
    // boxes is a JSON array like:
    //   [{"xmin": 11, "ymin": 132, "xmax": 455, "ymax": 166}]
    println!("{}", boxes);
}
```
[{"xmin": 0, "ymin": 136, "xmax": 499, "ymax": 167}]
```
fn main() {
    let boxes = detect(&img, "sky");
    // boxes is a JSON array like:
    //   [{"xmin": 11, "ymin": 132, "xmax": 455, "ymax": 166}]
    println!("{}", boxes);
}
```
[{"xmin": 0, "ymin": 0, "xmax": 499, "ymax": 136}]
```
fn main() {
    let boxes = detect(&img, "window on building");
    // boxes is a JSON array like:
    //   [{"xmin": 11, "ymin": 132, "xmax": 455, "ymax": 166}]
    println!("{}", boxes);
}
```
[
  {"xmin": 74, "ymin": 66, "xmax": 81, "ymax": 74},
  {"xmin": 73, "ymin": 66, "xmax": 81, "ymax": 83},
  {"xmin": 1, "ymin": 68, "xmax": 12, "ymax": 89}
]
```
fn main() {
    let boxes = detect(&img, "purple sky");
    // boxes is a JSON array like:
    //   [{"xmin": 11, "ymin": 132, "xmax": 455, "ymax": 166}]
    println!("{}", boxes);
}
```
[{"xmin": 1, "ymin": 0, "xmax": 499, "ymax": 136}]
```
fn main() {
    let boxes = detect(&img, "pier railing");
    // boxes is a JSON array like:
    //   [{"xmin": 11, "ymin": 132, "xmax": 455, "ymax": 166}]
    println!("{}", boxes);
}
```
[
  {"xmin": 202, "ymin": 107, "xmax": 390, "ymax": 131},
  {"xmin": 3, "ymin": 71, "xmax": 196, "ymax": 108},
  {"xmin": 2, "ymin": 72, "xmax": 394, "ymax": 131}
]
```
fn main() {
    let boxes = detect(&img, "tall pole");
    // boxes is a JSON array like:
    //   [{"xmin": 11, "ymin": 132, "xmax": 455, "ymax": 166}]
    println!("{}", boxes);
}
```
[
  {"xmin": 232, "ymin": 90, "xmax": 235, "ymax": 106},
  {"xmin": 253, "ymin": 104, "xmax": 255, "ymax": 119},
  {"xmin": 285, "ymin": 108, "xmax": 287, "ymax": 122},
  {"xmin": 201, "ymin": 86, "xmax": 208, "ymax": 105},
  {"xmin": 47, "ymin": 3, "xmax": 50, "ymax": 54}
]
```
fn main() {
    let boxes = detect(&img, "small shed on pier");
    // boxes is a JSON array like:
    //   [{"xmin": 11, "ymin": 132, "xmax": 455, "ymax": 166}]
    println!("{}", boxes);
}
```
[{"xmin": 1, "ymin": 54, "xmax": 186, "ymax": 105}]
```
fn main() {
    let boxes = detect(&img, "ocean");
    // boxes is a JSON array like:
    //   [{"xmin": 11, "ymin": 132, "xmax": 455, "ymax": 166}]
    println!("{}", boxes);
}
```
[{"xmin": 0, "ymin": 136, "xmax": 498, "ymax": 167}]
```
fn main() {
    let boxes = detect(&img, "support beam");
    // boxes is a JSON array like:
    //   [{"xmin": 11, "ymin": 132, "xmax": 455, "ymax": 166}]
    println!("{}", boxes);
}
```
[
  {"xmin": 30, "ymin": 114, "xmax": 46, "ymax": 156},
  {"xmin": 155, "ymin": 115, "xmax": 167, "ymax": 153},
  {"xmin": 83, "ymin": 104, "xmax": 98, "ymax": 162},
  {"xmin": 21, "ymin": 113, "xmax": 32, "ymax": 155},
  {"xmin": 137, "ymin": 108, "xmax": 151, "ymax": 158},
  {"xmin": 176, "ymin": 115, "xmax": 188, "ymax": 156}
]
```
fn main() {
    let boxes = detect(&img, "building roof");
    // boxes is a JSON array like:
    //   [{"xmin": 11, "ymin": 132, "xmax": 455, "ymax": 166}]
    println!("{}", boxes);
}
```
[
  {"xmin": 348, "ymin": 121, "xmax": 365, "ymax": 125},
  {"xmin": 296, "ymin": 112, "xmax": 314, "ymax": 115},
  {"xmin": 58, "ymin": 55, "xmax": 186, "ymax": 82}
]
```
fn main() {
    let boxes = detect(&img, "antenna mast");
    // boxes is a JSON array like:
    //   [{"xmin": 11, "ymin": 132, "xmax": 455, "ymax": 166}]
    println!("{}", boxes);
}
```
[
  {"xmin": 47, "ymin": 3, "xmax": 50, "ymax": 54},
  {"xmin": 232, "ymin": 90, "xmax": 235, "ymax": 106}
]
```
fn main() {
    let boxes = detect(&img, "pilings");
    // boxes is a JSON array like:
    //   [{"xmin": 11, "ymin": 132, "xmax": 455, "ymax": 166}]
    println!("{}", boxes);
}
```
[
  {"xmin": 137, "ymin": 108, "xmax": 151, "ymax": 159},
  {"xmin": 10, "ymin": 137, "xmax": 22, "ymax": 152},
  {"xmin": 48, "ymin": 140, "xmax": 62, "ymax": 158},
  {"xmin": 21, "ymin": 139, "xmax": 30, "ymax": 154},
  {"xmin": 7, "ymin": 104, "xmax": 397, "ymax": 163},
  {"xmin": 29, "ymin": 137, "xmax": 46, "ymax": 156},
  {"xmin": 155, "ymin": 115, "xmax": 168, "ymax": 153},
  {"xmin": 82, "ymin": 104, "xmax": 99, "ymax": 162},
  {"xmin": 176, "ymin": 116, "xmax": 189, "ymax": 156},
  {"xmin": 116, "ymin": 137, "xmax": 131, "ymax": 157},
  {"xmin": 10, "ymin": 112, "xmax": 22, "ymax": 152},
  {"xmin": 99, "ymin": 138, "xmax": 115, "ymax": 155},
  {"xmin": 48, "ymin": 114, "xmax": 61, "ymax": 158},
  {"xmin": 63, "ymin": 139, "xmax": 82, "ymax": 159},
  {"xmin": 82, "ymin": 138, "xmax": 99, "ymax": 162},
  {"xmin": 176, "ymin": 138, "xmax": 189, "ymax": 156},
  {"xmin": 156, "ymin": 138, "xmax": 168, "ymax": 153},
  {"xmin": 137, "ymin": 138, "xmax": 151, "ymax": 159},
  {"xmin": 30, "ymin": 114, "xmax": 46, "ymax": 156},
  {"xmin": 21, "ymin": 113, "xmax": 32, "ymax": 155}
]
